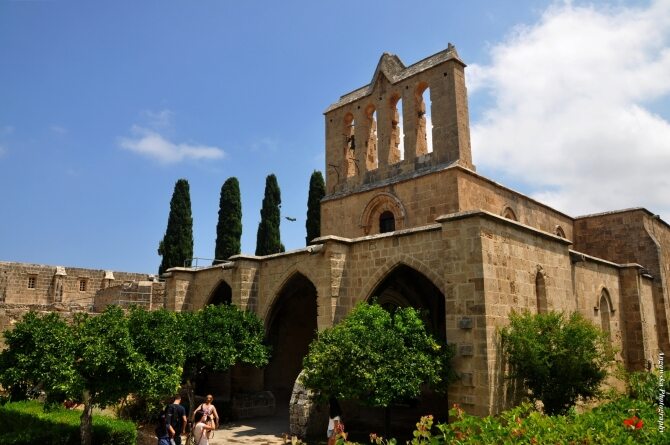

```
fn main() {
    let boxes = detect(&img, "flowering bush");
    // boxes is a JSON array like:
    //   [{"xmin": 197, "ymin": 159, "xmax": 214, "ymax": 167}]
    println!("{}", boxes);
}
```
[{"xmin": 335, "ymin": 397, "xmax": 667, "ymax": 444}]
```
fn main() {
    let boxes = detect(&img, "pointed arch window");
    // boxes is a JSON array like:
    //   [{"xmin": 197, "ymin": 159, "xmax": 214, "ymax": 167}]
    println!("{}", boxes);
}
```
[
  {"xmin": 343, "ymin": 113, "xmax": 356, "ymax": 178},
  {"xmin": 389, "ymin": 95, "xmax": 404, "ymax": 164},
  {"xmin": 415, "ymin": 83, "xmax": 433, "ymax": 155}
]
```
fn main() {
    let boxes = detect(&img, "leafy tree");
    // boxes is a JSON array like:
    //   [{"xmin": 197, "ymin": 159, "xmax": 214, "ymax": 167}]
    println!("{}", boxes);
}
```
[
  {"xmin": 255, "ymin": 174, "xmax": 283, "ymax": 255},
  {"xmin": 301, "ymin": 302, "xmax": 455, "ymax": 433},
  {"xmin": 178, "ymin": 304, "xmax": 270, "ymax": 413},
  {"xmin": 0, "ymin": 307, "xmax": 183, "ymax": 445},
  {"xmin": 0, "ymin": 311, "xmax": 76, "ymax": 403},
  {"xmin": 214, "ymin": 177, "xmax": 242, "ymax": 264},
  {"xmin": 305, "ymin": 170, "xmax": 325, "ymax": 245},
  {"xmin": 159, "ymin": 178, "xmax": 194, "ymax": 275},
  {"xmin": 126, "ymin": 307, "xmax": 184, "ymax": 401},
  {"xmin": 501, "ymin": 311, "xmax": 615, "ymax": 415}
]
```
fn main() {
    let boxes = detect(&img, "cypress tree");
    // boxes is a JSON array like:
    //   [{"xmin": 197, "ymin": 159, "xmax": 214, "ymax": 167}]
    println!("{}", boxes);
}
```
[
  {"xmin": 158, "ymin": 179, "xmax": 194, "ymax": 275},
  {"xmin": 305, "ymin": 170, "xmax": 325, "ymax": 245},
  {"xmin": 255, "ymin": 174, "xmax": 283, "ymax": 256},
  {"xmin": 213, "ymin": 177, "xmax": 242, "ymax": 264}
]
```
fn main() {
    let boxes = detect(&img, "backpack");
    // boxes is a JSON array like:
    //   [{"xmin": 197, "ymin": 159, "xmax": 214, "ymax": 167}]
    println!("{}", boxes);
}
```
[
  {"xmin": 155, "ymin": 411, "xmax": 169, "ymax": 438},
  {"xmin": 165, "ymin": 404, "xmax": 179, "ymax": 429}
]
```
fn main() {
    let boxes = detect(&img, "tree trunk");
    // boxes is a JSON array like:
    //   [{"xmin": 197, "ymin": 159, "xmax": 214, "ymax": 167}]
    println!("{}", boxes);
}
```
[
  {"xmin": 186, "ymin": 378, "xmax": 195, "ymax": 417},
  {"xmin": 80, "ymin": 390, "xmax": 93, "ymax": 445},
  {"xmin": 384, "ymin": 406, "xmax": 391, "ymax": 438}
]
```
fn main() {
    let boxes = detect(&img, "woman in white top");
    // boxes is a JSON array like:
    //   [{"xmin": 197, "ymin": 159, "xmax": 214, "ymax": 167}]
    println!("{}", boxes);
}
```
[{"xmin": 192, "ymin": 410, "xmax": 214, "ymax": 445}]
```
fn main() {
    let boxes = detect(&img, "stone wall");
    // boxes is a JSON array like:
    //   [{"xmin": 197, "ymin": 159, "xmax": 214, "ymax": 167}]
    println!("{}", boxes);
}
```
[
  {"xmin": 574, "ymin": 209, "xmax": 670, "ymax": 352},
  {"xmin": 321, "ymin": 167, "xmax": 459, "ymax": 240},
  {"xmin": 456, "ymin": 169, "xmax": 574, "ymax": 240},
  {"xmin": 0, "ymin": 261, "xmax": 153, "ymax": 308}
]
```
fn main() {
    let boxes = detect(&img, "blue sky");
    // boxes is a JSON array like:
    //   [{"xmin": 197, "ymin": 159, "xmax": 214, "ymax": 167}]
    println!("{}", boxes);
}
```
[{"xmin": 1, "ymin": 0, "xmax": 669, "ymax": 273}]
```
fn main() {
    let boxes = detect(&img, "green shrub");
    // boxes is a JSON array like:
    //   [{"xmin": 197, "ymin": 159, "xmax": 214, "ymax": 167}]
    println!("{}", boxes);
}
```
[
  {"xmin": 0, "ymin": 400, "xmax": 136, "ymax": 445},
  {"xmin": 626, "ymin": 369, "xmax": 670, "ymax": 405},
  {"xmin": 501, "ymin": 310, "xmax": 615, "ymax": 415}
]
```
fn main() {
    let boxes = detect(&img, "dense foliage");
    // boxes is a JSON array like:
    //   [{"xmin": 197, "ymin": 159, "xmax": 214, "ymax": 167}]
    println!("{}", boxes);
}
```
[
  {"xmin": 214, "ymin": 177, "xmax": 242, "ymax": 263},
  {"xmin": 0, "ymin": 400, "xmax": 136, "ymax": 445},
  {"xmin": 625, "ymin": 368, "xmax": 670, "ymax": 406},
  {"xmin": 0, "ymin": 305, "xmax": 268, "ymax": 443},
  {"xmin": 501, "ymin": 311, "xmax": 615, "ymax": 415},
  {"xmin": 255, "ymin": 173, "xmax": 284, "ymax": 255},
  {"xmin": 158, "ymin": 178, "xmax": 194, "ymax": 274},
  {"xmin": 305, "ymin": 170, "xmax": 325, "ymax": 245},
  {"xmin": 302, "ymin": 302, "xmax": 454, "ymax": 407}
]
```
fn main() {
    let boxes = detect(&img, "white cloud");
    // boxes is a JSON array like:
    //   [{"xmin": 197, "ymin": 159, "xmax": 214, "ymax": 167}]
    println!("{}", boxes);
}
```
[
  {"xmin": 141, "ymin": 109, "xmax": 174, "ymax": 128},
  {"xmin": 469, "ymin": 0, "xmax": 670, "ymax": 220},
  {"xmin": 119, "ymin": 125, "xmax": 225, "ymax": 164},
  {"xmin": 0, "ymin": 126, "xmax": 13, "ymax": 136},
  {"xmin": 50, "ymin": 125, "xmax": 67, "ymax": 135}
]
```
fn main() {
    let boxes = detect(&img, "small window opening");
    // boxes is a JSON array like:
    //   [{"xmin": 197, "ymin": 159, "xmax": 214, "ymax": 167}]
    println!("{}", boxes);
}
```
[
  {"xmin": 536, "ymin": 271, "xmax": 547, "ymax": 314},
  {"xmin": 27, "ymin": 275, "xmax": 37, "ymax": 289},
  {"xmin": 600, "ymin": 290, "xmax": 612, "ymax": 340},
  {"xmin": 555, "ymin": 226, "xmax": 566, "ymax": 238},
  {"xmin": 79, "ymin": 279, "xmax": 87, "ymax": 292},
  {"xmin": 379, "ymin": 211, "xmax": 395, "ymax": 233},
  {"xmin": 503, "ymin": 207, "xmax": 518, "ymax": 221}
]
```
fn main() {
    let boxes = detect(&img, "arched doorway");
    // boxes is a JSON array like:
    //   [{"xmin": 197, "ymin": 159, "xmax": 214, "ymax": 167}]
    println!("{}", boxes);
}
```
[
  {"xmin": 207, "ymin": 280, "xmax": 232, "ymax": 306},
  {"xmin": 198, "ymin": 280, "xmax": 233, "ymax": 402},
  {"xmin": 359, "ymin": 264, "xmax": 447, "ymax": 434},
  {"xmin": 264, "ymin": 273, "xmax": 318, "ymax": 406},
  {"xmin": 370, "ymin": 264, "xmax": 445, "ymax": 340}
]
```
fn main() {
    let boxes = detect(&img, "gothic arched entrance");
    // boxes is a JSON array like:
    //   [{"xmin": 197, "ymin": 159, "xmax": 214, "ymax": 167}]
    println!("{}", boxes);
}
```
[
  {"xmin": 264, "ymin": 273, "xmax": 318, "ymax": 406},
  {"xmin": 207, "ymin": 280, "xmax": 232, "ymax": 306},
  {"xmin": 360, "ymin": 263, "xmax": 448, "ymax": 434},
  {"xmin": 369, "ymin": 264, "xmax": 445, "ymax": 340}
]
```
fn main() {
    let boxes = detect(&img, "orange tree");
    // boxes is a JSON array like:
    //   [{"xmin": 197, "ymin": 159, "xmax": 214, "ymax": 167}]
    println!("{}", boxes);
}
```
[{"xmin": 301, "ymin": 302, "xmax": 455, "ymax": 435}]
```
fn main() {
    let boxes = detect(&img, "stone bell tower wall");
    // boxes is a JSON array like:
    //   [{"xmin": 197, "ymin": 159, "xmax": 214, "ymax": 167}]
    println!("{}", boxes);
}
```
[{"xmin": 323, "ymin": 45, "xmax": 473, "ymax": 198}]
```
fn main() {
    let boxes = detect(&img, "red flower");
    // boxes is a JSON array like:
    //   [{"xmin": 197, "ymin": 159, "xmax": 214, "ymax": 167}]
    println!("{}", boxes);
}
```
[{"xmin": 623, "ymin": 416, "xmax": 643, "ymax": 430}]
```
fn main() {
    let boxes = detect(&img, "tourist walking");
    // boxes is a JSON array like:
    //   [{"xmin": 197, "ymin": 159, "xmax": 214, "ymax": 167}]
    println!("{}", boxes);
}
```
[{"xmin": 165, "ymin": 394, "xmax": 188, "ymax": 445}]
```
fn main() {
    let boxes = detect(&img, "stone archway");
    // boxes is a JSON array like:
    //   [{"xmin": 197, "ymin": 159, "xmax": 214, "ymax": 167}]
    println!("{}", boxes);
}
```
[
  {"xmin": 368, "ymin": 263, "xmax": 446, "ymax": 340},
  {"xmin": 207, "ymin": 280, "xmax": 232, "ymax": 306},
  {"xmin": 348, "ymin": 263, "xmax": 448, "ymax": 435},
  {"xmin": 264, "ymin": 273, "xmax": 318, "ymax": 407}
]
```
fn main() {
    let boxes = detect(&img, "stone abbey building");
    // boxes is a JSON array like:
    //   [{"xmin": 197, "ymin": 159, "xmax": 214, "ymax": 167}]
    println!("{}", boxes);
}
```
[{"xmin": 2, "ymin": 45, "xmax": 669, "ymax": 429}]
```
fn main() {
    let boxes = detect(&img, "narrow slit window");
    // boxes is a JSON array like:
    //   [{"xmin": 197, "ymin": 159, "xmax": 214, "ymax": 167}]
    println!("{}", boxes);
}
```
[
  {"xmin": 27, "ymin": 275, "xmax": 36, "ymax": 289},
  {"xmin": 79, "ymin": 279, "xmax": 87, "ymax": 292}
]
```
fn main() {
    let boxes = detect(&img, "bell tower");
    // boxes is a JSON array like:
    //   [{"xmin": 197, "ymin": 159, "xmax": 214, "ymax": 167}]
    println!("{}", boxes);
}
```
[{"xmin": 318, "ymin": 45, "xmax": 474, "ymax": 240}]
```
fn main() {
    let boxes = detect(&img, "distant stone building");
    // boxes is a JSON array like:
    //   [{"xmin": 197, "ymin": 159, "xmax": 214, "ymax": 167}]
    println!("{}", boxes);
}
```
[
  {"xmin": 0, "ymin": 261, "xmax": 161, "ymax": 344},
  {"xmin": 2, "ymin": 45, "xmax": 668, "ymax": 431},
  {"xmin": 162, "ymin": 45, "xmax": 669, "ymax": 428}
]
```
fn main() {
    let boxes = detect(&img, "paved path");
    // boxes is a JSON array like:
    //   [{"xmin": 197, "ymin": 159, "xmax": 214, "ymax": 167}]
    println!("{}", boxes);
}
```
[{"xmin": 207, "ymin": 414, "xmax": 289, "ymax": 445}]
